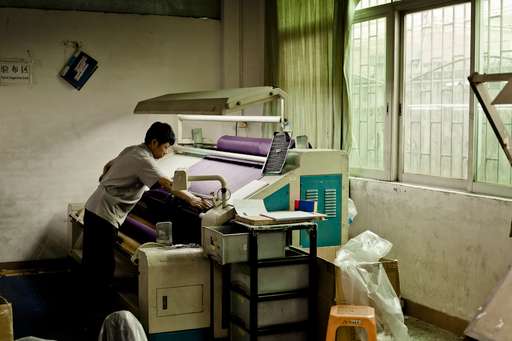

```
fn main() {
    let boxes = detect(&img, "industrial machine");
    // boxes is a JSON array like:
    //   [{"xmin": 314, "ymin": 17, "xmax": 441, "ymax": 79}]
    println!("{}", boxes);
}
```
[{"xmin": 68, "ymin": 87, "xmax": 349, "ymax": 340}]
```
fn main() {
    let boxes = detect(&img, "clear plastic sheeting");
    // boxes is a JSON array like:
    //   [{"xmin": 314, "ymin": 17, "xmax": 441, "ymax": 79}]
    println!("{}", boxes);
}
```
[
  {"xmin": 334, "ymin": 231, "xmax": 409, "ymax": 341},
  {"xmin": 348, "ymin": 198, "xmax": 358, "ymax": 224},
  {"xmin": 98, "ymin": 310, "xmax": 148, "ymax": 341}
]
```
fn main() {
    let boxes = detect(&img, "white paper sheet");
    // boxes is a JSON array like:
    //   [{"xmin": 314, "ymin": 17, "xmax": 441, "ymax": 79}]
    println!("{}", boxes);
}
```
[
  {"xmin": 232, "ymin": 199, "xmax": 268, "ymax": 217},
  {"xmin": 260, "ymin": 211, "xmax": 317, "ymax": 221}
]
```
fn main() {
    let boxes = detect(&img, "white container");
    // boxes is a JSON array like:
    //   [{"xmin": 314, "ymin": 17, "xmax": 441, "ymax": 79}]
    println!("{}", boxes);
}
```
[
  {"xmin": 230, "ymin": 322, "xmax": 307, "ymax": 341},
  {"xmin": 138, "ymin": 247, "xmax": 210, "ymax": 334},
  {"xmin": 231, "ymin": 263, "xmax": 309, "ymax": 295},
  {"xmin": 230, "ymin": 290, "xmax": 308, "ymax": 328},
  {"xmin": 202, "ymin": 225, "xmax": 286, "ymax": 264},
  {"xmin": 156, "ymin": 221, "xmax": 173, "ymax": 245}
]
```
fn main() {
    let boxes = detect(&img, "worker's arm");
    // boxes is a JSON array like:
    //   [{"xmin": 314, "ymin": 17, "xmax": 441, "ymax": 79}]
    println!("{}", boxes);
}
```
[
  {"xmin": 99, "ymin": 160, "xmax": 114, "ymax": 182},
  {"xmin": 158, "ymin": 177, "xmax": 212, "ymax": 210}
]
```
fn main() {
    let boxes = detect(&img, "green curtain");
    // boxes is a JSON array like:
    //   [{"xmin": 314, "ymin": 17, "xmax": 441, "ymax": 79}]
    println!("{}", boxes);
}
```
[{"xmin": 265, "ymin": 0, "xmax": 359, "ymax": 150}]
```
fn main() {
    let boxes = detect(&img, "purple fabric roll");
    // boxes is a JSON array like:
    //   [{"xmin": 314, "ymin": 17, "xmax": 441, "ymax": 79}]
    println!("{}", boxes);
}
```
[
  {"xmin": 187, "ymin": 159, "xmax": 263, "ymax": 196},
  {"xmin": 216, "ymin": 135, "xmax": 272, "ymax": 156},
  {"xmin": 120, "ymin": 216, "xmax": 156, "ymax": 244}
]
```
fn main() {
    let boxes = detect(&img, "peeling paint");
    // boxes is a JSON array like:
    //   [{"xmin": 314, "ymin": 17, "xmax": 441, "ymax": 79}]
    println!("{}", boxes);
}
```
[{"xmin": 475, "ymin": 307, "xmax": 487, "ymax": 320}]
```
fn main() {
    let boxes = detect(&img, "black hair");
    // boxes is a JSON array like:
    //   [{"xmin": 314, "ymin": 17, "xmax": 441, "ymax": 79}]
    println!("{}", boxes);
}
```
[{"xmin": 144, "ymin": 122, "xmax": 176, "ymax": 146}]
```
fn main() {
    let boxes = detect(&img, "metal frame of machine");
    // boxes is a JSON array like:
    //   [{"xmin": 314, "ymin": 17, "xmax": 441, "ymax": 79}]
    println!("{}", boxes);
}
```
[{"xmin": 69, "ymin": 87, "xmax": 349, "ymax": 340}]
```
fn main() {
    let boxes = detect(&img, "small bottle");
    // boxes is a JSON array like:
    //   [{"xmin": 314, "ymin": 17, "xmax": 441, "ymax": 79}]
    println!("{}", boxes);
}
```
[{"xmin": 156, "ymin": 221, "xmax": 173, "ymax": 245}]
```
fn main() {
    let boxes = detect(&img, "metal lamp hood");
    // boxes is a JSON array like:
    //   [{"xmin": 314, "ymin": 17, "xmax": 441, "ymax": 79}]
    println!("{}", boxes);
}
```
[{"xmin": 133, "ymin": 86, "xmax": 287, "ymax": 115}]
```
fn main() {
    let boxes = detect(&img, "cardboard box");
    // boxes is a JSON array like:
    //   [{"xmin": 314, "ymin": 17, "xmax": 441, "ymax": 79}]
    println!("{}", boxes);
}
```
[
  {"xmin": 0, "ymin": 296, "xmax": 14, "ymax": 341},
  {"xmin": 316, "ymin": 246, "xmax": 401, "ymax": 341}
]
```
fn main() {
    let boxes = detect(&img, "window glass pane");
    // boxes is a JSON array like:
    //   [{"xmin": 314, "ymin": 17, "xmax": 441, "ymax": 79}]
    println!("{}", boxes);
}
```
[
  {"xmin": 477, "ymin": 0, "xmax": 512, "ymax": 186},
  {"xmin": 349, "ymin": 17, "xmax": 387, "ymax": 171},
  {"xmin": 403, "ymin": 3, "xmax": 471, "ymax": 179},
  {"xmin": 356, "ymin": 0, "xmax": 392, "ymax": 10}
]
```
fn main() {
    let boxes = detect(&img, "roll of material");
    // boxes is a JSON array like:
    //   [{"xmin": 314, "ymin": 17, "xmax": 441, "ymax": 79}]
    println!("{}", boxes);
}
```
[
  {"xmin": 188, "ymin": 158, "xmax": 263, "ymax": 195},
  {"xmin": 216, "ymin": 135, "xmax": 272, "ymax": 156},
  {"xmin": 120, "ymin": 215, "xmax": 156, "ymax": 244}
]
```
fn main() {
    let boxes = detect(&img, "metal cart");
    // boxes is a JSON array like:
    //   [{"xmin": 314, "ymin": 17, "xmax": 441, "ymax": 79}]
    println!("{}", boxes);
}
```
[{"xmin": 228, "ymin": 221, "xmax": 317, "ymax": 341}]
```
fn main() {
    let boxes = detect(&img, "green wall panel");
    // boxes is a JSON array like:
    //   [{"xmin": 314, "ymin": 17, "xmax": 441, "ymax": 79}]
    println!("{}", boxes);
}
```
[
  {"xmin": 263, "ymin": 184, "xmax": 290, "ymax": 212},
  {"xmin": 300, "ymin": 174, "xmax": 342, "ymax": 247},
  {"xmin": 0, "ymin": 0, "xmax": 220, "ymax": 19}
]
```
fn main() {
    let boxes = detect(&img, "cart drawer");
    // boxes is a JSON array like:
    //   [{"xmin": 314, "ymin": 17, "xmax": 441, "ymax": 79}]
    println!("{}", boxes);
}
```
[
  {"xmin": 231, "ymin": 262, "xmax": 309, "ymax": 295},
  {"xmin": 230, "ymin": 290, "xmax": 308, "ymax": 328},
  {"xmin": 203, "ymin": 224, "xmax": 286, "ymax": 265}
]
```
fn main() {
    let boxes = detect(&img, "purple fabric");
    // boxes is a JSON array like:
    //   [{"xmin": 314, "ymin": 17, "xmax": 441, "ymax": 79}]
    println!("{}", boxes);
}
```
[
  {"xmin": 120, "ymin": 216, "xmax": 156, "ymax": 243},
  {"xmin": 143, "ymin": 188, "xmax": 171, "ymax": 201},
  {"xmin": 187, "ymin": 159, "xmax": 263, "ymax": 196},
  {"xmin": 216, "ymin": 135, "xmax": 272, "ymax": 157}
]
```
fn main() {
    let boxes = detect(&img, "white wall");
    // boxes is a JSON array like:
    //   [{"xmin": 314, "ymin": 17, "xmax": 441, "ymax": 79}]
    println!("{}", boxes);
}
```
[
  {"xmin": 0, "ymin": 8, "xmax": 222, "ymax": 262},
  {"xmin": 218, "ymin": 0, "xmax": 266, "ymax": 139},
  {"xmin": 349, "ymin": 178, "xmax": 512, "ymax": 321}
]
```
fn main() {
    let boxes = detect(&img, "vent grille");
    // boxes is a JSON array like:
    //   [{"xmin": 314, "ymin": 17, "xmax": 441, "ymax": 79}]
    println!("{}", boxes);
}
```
[
  {"xmin": 324, "ymin": 188, "xmax": 337, "ymax": 218},
  {"xmin": 305, "ymin": 189, "xmax": 319, "ymax": 202},
  {"xmin": 262, "ymin": 132, "xmax": 292, "ymax": 174}
]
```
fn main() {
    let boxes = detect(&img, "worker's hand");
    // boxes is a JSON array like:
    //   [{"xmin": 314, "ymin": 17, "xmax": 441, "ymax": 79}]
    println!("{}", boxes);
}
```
[{"xmin": 188, "ymin": 196, "xmax": 214, "ymax": 211}]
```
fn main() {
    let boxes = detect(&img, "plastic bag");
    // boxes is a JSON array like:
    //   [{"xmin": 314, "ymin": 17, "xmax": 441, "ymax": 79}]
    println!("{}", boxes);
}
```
[
  {"xmin": 0, "ymin": 296, "xmax": 14, "ymax": 341},
  {"xmin": 334, "ymin": 231, "xmax": 409, "ymax": 341},
  {"xmin": 348, "ymin": 198, "xmax": 358, "ymax": 224}
]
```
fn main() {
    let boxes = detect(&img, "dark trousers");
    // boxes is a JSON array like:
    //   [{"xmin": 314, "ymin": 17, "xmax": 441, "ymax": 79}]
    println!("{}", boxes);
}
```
[
  {"xmin": 83, "ymin": 209, "xmax": 118, "ymax": 290},
  {"xmin": 81, "ymin": 210, "xmax": 119, "ymax": 338}
]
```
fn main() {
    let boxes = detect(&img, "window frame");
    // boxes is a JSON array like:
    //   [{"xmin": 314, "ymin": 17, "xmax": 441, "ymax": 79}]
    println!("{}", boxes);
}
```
[
  {"xmin": 471, "ymin": 0, "xmax": 512, "ymax": 196},
  {"xmin": 397, "ymin": 0, "xmax": 473, "ymax": 190},
  {"xmin": 349, "ymin": 0, "xmax": 512, "ymax": 198},
  {"xmin": 350, "ymin": 5, "xmax": 397, "ymax": 181}
]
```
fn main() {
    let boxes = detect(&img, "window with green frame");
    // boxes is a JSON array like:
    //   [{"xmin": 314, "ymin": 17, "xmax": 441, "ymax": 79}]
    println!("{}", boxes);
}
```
[
  {"xmin": 356, "ymin": 0, "xmax": 397, "ymax": 10},
  {"xmin": 349, "ymin": 17, "xmax": 388, "ymax": 172},
  {"xmin": 348, "ymin": 0, "xmax": 512, "ymax": 197},
  {"xmin": 402, "ymin": 3, "xmax": 471, "ymax": 180}
]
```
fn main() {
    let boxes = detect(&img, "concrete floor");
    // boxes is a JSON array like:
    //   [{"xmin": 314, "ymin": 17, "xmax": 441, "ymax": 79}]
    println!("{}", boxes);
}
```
[
  {"xmin": 406, "ymin": 316, "xmax": 462, "ymax": 341},
  {"xmin": 0, "ymin": 269, "xmax": 465, "ymax": 341}
]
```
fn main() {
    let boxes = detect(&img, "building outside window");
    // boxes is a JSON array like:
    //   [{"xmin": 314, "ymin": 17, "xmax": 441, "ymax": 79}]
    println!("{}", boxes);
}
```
[{"xmin": 349, "ymin": 0, "xmax": 512, "ymax": 197}]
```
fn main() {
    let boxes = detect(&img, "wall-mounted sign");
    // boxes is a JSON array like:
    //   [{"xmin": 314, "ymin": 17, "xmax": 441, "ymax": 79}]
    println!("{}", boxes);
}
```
[
  {"xmin": 60, "ymin": 50, "xmax": 98, "ymax": 90},
  {"xmin": 0, "ymin": 60, "xmax": 31, "ymax": 85}
]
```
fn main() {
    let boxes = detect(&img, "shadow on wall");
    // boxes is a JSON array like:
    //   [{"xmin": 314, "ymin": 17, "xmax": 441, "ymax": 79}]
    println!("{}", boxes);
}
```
[{"xmin": 29, "ymin": 214, "xmax": 69, "ymax": 261}]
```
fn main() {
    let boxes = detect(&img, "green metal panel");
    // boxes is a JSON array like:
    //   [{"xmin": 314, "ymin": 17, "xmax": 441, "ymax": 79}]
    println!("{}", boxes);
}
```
[
  {"xmin": 300, "ymin": 174, "xmax": 341, "ymax": 247},
  {"xmin": 0, "ymin": 0, "xmax": 220, "ymax": 19},
  {"xmin": 263, "ymin": 184, "xmax": 290, "ymax": 211},
  {"xmin": 149, "ymin": 328, "xmax": 209, "ymax": 341}
]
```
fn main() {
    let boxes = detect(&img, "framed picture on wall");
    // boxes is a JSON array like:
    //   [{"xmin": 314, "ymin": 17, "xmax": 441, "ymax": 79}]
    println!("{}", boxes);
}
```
[{"xmin": 60, "ymin": 50, "xmax": 98, "ymax": 90}]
